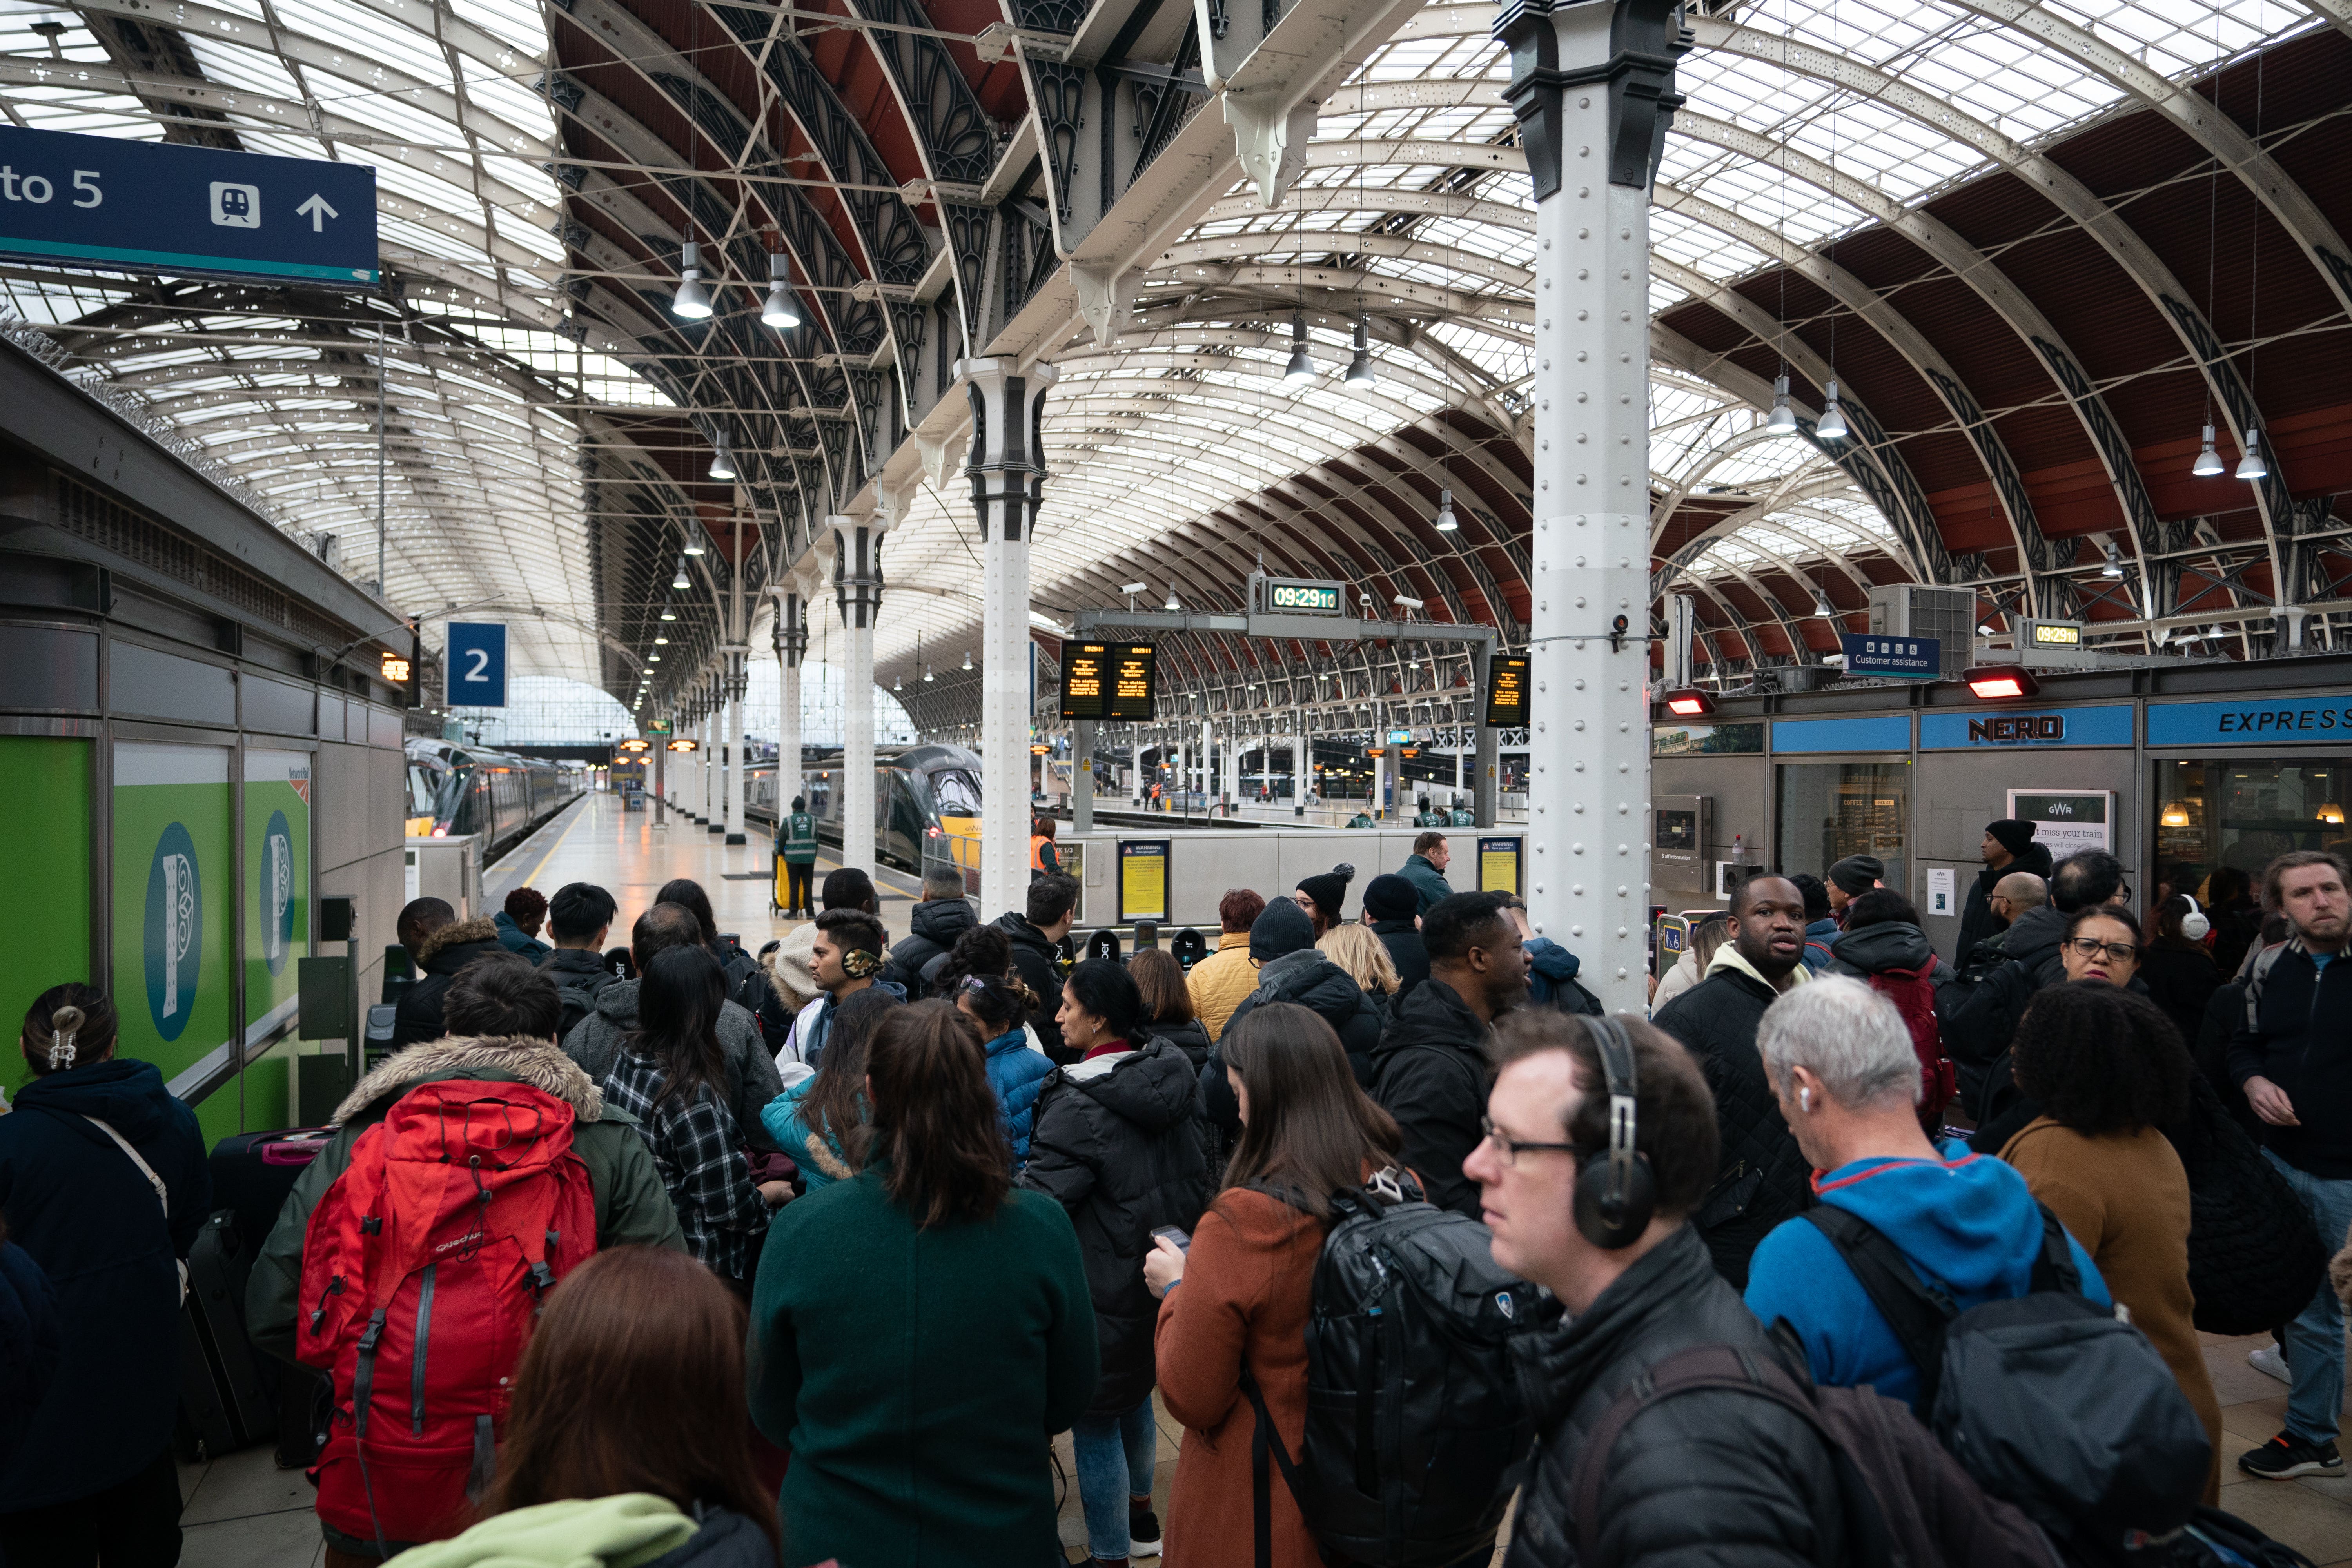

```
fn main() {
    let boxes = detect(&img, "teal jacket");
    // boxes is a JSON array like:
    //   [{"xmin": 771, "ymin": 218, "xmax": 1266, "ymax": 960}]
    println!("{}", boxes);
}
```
[
  {"xmin": 748, "ymin": 1165, "xmax": 1097, "ymax": 1568},
  {"xmin": 759, "ymin": 1080, "xmax": 857, "ymax": 1190},
  {"xmin": 778, "ymin": 811, "xmax": 818, "ymax": 864},
  {"xmin": 1401, "ymin": 852, "xmax": 1453, "ymax": 915}
]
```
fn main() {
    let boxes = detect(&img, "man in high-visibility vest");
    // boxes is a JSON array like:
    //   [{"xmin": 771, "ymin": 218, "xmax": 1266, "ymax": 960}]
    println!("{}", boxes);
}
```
[
  {"xmin": 777, "ymin": 795, "xmax": 819, "ymax": 917},
  {"xmin": 1029, "ymin": 814, "xmax": 1060, "ymax": 878}
]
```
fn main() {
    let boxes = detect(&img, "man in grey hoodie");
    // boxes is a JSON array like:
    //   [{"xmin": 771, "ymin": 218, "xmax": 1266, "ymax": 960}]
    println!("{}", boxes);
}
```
[{"xmin": 563, "ymin": 901, "xmax": 782, "ymax": 1151}]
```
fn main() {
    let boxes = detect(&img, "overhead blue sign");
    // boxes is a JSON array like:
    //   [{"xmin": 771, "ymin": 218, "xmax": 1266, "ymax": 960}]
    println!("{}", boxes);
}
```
[
  {"xmin": 1920, "ymin": 704, "xmax": 2134, "ymax": 750},
  {"xmin": 1772, "ymin": 714, "xmax": 1912, "ymax": 753},
  {"xmin": 0, "ymin": 125, "xmax": 377, "ymax": 285},
  {"xmin": 445, "ymin": 622, "xmax": 508, "ymax": 708},
  {"xmin": 2148, "ymin": 695, "xmax": 2352, "ymax": 747},
  {"xmin": 1841, "ymin": 632, "xmax": 1940, "ymax": 679}
]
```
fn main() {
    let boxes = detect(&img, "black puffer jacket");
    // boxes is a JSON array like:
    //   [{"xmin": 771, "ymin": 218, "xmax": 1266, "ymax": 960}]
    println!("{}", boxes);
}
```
[
  {"xmin": 1504, "ymin": 1223, "xmax": 1848, "ymax": 1568},
  {"xmin": 391, "ymin": 916, "xmax": 505, "ymax": 1047},
  {"xmin": 996, "ymin": 912, "xmax": 1070, "ymax": 1062},
  {"xmin": 1371, "ymin": 916, "xmax": 1431, "ymax": 997},
  {"xmin": 1936, "ymin": 901, "xmax": 2067, "ymax": 1071},
  {"xmin": 1018, "ymin": 1038, "xmax": 1210, "ymax": 1415},
  {"xmin": 886, "ymin": 897, "xmax": 977, "ymax": 1001},
  {"xmin": 1367, "ymin": 978, "xmax": 1494, "ymax": 1220},
  {"xmin": 1151, "ymin": 1014, "xmax": 1211, "ymax": 1072},
  {"xmin": 1651, "ymin": 961, "xmax": 1811, "ymax": 1289},
  {"xmin": 1954, "ymin": 843, "xmax": 2053, "ymax": 965},
  {"xmin": 1222, "ymin": 950, "xmax": 1385, "ymax": 1082}
]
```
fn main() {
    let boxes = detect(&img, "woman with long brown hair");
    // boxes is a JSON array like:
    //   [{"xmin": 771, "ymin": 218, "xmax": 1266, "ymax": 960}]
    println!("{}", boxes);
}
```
[
  {"xmin": 748, "ymin": 1000, "xmax": 1096, "ymax": 1567},
  {"xmin": 392, "ymin": 1247, "xmax": 777, "ymax": 1568},
  {"xmin": 1143, "ymin": 1002, "xmax": 1402, "ymax": 1568}
]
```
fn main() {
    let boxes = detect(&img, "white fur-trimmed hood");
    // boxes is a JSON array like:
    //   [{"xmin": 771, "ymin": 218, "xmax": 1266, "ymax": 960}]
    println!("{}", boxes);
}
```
[{"xmin": 333, "ymin": 1033, "xmax": 605, "ymax": 1126}]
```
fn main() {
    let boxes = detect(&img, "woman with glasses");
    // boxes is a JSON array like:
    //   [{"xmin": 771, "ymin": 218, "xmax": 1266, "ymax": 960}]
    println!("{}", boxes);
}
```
[
  {"xmin": 1973, "ymin": 906, "xmax": 2144, "ymax": 1153},
  {"xmin": 1142, "ymin": 1002, "xmax": 1402, "ymax": 1568}
]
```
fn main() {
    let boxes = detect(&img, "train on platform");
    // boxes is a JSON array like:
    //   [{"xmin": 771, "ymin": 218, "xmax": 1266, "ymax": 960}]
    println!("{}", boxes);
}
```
[
  {"xmin": 747, "ymin": 742, "xmax": 985, "ymax": 897},
  {"xmin": 406, "ymin": 738, "xmax": 589, "ymax": 859}
]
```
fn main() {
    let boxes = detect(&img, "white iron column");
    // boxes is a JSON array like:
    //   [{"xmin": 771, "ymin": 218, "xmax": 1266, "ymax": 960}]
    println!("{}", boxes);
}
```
[
  {"xmin": 724, "ymin": 514, "xmax": 750, "ymax": 846},
  {"xmin": 775, "ymin": 574, "xmax": 811, "ymax": 817},
  {"xmin": 959, "ymin": 357, "xmax": 1058, "ymax": 912},
  {"xmin": 829, "ymin": 513, "xmax": 888, "ymax": 878},
  {"xmin": 1503, "ymin": 0, "xmax": 1686, "ymax": 1011},
  {"xmin": 1130, "ymin": 733, "xmax": 1142, "ymax": 804},
  {"xmin": 703, "ymin": 695, "xmax": 719, "ymax": 833}
]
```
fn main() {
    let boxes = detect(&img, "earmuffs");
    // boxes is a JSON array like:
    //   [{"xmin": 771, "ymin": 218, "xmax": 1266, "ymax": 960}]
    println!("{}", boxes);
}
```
[
  {"xmin": 841, "ymin": 947, "xmax": 881, "ymax": 978},
  {"xmin": 1572, "ymin": 1015, "xmax": 1657, "ymax": 1250},
  {"xmin": 2179, "ymin": 894, "xmax": 2210, "ymax": 943}
]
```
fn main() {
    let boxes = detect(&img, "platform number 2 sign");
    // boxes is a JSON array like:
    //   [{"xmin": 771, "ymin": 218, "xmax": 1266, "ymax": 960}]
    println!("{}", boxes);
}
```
[{"xmin": 445, "ymin": 622, "xmax": 508, "ymax": 709}]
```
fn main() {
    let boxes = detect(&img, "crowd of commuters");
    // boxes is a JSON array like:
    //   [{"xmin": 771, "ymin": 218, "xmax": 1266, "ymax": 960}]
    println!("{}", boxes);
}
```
[{"xmin": 7, "ymin": 811, "xmax": 2348, "ymax": 1568}]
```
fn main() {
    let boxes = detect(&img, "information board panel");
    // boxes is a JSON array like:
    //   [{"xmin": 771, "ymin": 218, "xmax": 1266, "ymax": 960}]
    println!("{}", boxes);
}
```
[
  {"xmin": 1478, "ymin": 835, "xmax": 1523, "ymax": 895},
  {"xmin": 1485, "ymin": 656, "xmax": 1529, "ymax": 726},
  {"xmin": 2007, "ymin": 789, "xmax": 2113, "ymax": 858},
  {"xmin": 1840, "ymin": 632, "xmax": 1941, "ymax": 680},
  {"xmin": 1119, "ymin": 838, "xmax": 1170, "ymax": 923},
  {"xmin": 1108, "ymin": 644, "xmax": 1157, "ymax": 720},
  {"xmin": 1060, "ymin": 643, "xmax": 1111, "ymax": 720}
]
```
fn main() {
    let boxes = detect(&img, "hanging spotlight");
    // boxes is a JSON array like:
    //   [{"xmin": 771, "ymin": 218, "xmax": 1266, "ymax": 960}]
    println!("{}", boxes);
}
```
[
  {"xmin": 2098, "ymin": 535, "xmax": 2125, "ymax": 581},
  {"xmin": 1345, "ymin": 318, "xmax": 1374, "ymax": 385},
  {"xmin": 653, "ymin": 635, "xmax": 669, "ymax": 645},
  {"xmin": 672, "ymin": 556, "xmax": 690, "ymax": 590},
  {"xmin": 761, "ymin": 252, "xmax": 802, "ymax": 330},
  {"xmin": 708, "ymin": 432, "xmax": 736, "ymax": 482},
  {"xmin": 1434, "ymin": 488, "xmax": 1458, "ymax": 532},
  {"xmin": 1815, "ymin": 379, "xmax": 1849, "ymax": 442},
  {"xmin": 924, "ymin": 665, "xmax": 935, "ymax": 682},
  {"xmin": 1811, "ymin": 590, "xmax": 1835, "ymax": 620},
  {"xmin": 671, "ymin": 240, "xmax": 713, "ymax": 320},
  {"xmin": 1283, "ymin": 313, "xmax": 1315, "ymax": 384},
  {"xmin": 2235, "ymin": 429, "xmax": 2268, "ymax": 482},
  {"xmin": 660, "ymin": 609, "xmax": 677, "ymax": 621},
  {"xmin": 962, "ymin": 650, "xmax": 973, "ymax": 671},
  {"xmin": 2192, "ymin": 424, "xmax": 2225, "ymax": 477},
  {"xmin": 1165, "ymin": 585, "xmax": 1181, "ymax": 612},
  {"xmin": 1764, "ymin": 374, "xmax": 1799, "ymax": 437}
]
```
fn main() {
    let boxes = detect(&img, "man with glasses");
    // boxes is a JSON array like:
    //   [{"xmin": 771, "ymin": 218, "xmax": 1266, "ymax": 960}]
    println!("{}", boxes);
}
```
[
  {"xmin": 1465, "ymin": 1009, "xmax": 1848, "ymax": 1568},
  {"xmin": 2230, "ymin": 851, "xmax": 2352, "ymax": 1480}
]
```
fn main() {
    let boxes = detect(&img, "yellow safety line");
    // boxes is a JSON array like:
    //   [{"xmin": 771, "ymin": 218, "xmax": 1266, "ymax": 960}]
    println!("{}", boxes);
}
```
[{"xmin": 507, "ymin": 796, "xmax": 591, "ymax": 890}]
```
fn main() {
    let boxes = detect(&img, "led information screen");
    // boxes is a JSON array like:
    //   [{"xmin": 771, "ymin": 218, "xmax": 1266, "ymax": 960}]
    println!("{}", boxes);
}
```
[
  {"xmin": 1266, "ymin": 577, "xmax": 1345, "ymax": 614},
  {"xmin": 1484, "ymin": 656, "xmax": 1529, "ymax": 726},
  {"xmin": 1062, "ymin": 643, "xmax": 1157, "ymax": 720}
]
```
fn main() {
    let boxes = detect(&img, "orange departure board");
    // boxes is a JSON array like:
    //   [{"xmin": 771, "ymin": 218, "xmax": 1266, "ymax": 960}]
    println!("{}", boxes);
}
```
[
  {"xmin": 1060, "ymin": 643, "xmax": 1110, "ymax": 719},
  {"xmin": 1108, "ymin": 644, "xmax": 1156, "ymax": 720},
  {"xmin": 1484, "ymin": 655, "xmax": 1529, "ymax": 726}
]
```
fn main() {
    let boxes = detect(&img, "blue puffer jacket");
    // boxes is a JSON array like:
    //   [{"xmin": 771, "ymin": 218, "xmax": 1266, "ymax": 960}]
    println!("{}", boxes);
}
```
[
  {"xmin": 984, "ymin": 1029, "xmax": 1054, "ymax": 1164},
  {"xmin": 760, "ymin": 1081, "xmax": 857, "ymax": 1192},
  {"xmin": 0, "ymin": 1056, "xmax": 208, "ymax": 1508}
]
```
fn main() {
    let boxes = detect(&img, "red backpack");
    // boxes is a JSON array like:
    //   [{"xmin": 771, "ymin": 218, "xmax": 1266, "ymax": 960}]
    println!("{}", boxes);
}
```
[
  {"xmin": 295, "ymin": 1080, "xmax": 597, "ymax": 1552},
  {"xmin": 1865, "ymin": 962, "xmax": 1958, "ymax": 1124}
]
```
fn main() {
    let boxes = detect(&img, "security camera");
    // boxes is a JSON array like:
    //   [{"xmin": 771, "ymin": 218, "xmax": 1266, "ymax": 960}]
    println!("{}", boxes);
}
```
[
  {"xmin": 1120, "ymin": 582, "xmax": 1147, "ymax": 595},
  {"xmin": 1392, "ymin": 595, "xmax": 1424, "ymax": 611}
]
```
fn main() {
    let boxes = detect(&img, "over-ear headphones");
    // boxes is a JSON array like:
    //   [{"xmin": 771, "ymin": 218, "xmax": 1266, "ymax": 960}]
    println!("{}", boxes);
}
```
[
  {"xmin": 841, "ymin": 947, "xmax": 880, "ymax": 978},
  {"xmin": 2179, "ymin": 893, "xmax": 2211, "ymax": 943},
  {"xmin": 1572, "ymin": 1015, "xmax": 1658, "ymax": 1250}
]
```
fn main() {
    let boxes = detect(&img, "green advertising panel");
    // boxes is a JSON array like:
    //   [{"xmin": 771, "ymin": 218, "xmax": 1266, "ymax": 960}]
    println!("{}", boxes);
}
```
[
  {"xmin": 113, "ymin": 741, "xmax": 234, "ymax": 1105},
  {"xmin": 244, "ymin": 749, "xmax": 311, "ymax": 1046},
  {"xmin": 0, "ymin": 737, "xmax": 92, "ymax": 1104}
]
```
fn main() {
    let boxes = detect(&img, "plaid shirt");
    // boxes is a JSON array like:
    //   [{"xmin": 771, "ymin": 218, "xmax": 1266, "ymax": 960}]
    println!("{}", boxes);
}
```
[{"xmin": 603, "ymin": 1051, "xmax": 769, "ymax": 1281}]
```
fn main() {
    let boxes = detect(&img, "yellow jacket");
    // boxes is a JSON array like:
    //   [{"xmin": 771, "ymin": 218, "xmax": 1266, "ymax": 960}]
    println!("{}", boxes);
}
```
[{"xmin": 1188, "ymin": 931, "xmax": 1260, "ymax": 1044}]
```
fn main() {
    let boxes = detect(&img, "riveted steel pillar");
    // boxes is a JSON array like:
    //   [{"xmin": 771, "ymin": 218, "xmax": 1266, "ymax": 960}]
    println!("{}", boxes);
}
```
[
  {"xmin": 830, "ymin": 514, "xmax": 888, "ymax": 879},
  {"xmin": 776, "ymin": 575, "xmax": 811, "ymax": 821},
  {"xmin": 1501, "ymin": 0, "xmax": 1688, "ymax": 1011},
  {"xmin": 958, "ymin": 356, "xmax": 1058, "ymax": 911}
]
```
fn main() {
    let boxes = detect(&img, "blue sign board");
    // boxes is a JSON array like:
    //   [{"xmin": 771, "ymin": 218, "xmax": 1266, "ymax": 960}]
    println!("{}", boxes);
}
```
[
  {"xmin": 0, "ymin": 126, "xmax": 377, "ymax": 285},
  {"xmin": 445, "ymin": 622, "xmax": 508, "ymax": 708},
  {"xmin": 2148, "ymin": 695, "xmax": 2352, "ymax": 747},
  {"xmin": 1840, "ymin": 632, "xmax": 1940, "ymax": 679},
  {"xmin": 1920, "ymin": 704, "xmax": 2134, "ymax": 750},
  {"xmin": 1772, "ymin": 714, "xmax": 1912, "ymax": 753}
]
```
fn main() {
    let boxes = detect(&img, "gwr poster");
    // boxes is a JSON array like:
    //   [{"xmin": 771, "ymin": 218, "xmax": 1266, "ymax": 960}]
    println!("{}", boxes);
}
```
[
  {"xmin": 244, "ymin": 749, "xmax": 311, "ymax": 1046},
  {"xmin": 113, "ymin": 741, "xmax": 233, "ymax": 1104},
  {"xmin": 2007, "ymin": 790, "xmax": 2113, "ymax": 859}
]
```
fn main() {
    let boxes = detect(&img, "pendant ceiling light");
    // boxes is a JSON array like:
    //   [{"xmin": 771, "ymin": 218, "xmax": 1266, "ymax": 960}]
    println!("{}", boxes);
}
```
[
  {"xmin": 1815, "ymin": 380, "xmax": 1848, "ymax": 442},
  {"xmin": 661, "ymin": 609, "xmax": 677, "ymax": 622},
  {"xmin": 2235, "ymin": 430, "xmax": 2268, "ymax": 482},
  {"xmin": 1165, "ymin": 585, "xmax": 1181, "ymax": 612},
  {"xmin": 761, "ymin": 252, "xmax": 802, "ymax": 330},
  {"xmin": 1345, "ymin": 318, "xmax": 1374, "ymax": 385},
  {"xmin": 672, "ymin": 557, "xmax": 690, "ymax": 591},
  {"xmin": 1283, "ymin": 313, "xmax": 1315, "ymax": 384},
  {"xmin": 2192, "ymin": 424, "xmax": 2224, "ymax": 477},
  {"xmin": 1764, "ymin": 374, "xmax": 1799, "ymax": 437},
  {"xmin": 671, "ymin": 241, "xmax": 712, "ymax": 320},
  {"xmin": 962, "ymin": 650, "xmax": 973, "ymax": 670},
  {"xmin": 1811, "ymin": 590, "xmax": 1835, "ymax": 620},
  {"xmin": 708, "ymin": 433, "xmax": 736, "ymax": 482},
  {"xmin": 1434, "ymin": 488, "xmax": 1458, "ymax": 532},
  {"xmin": 681, "ymin": 536, "xmax": 705, "ymax": 555}
]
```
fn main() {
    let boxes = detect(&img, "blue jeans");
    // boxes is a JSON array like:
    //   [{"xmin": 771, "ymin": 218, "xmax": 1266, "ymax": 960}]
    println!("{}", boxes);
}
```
[
  {"xmin": 1071, "ymin": 1399, "xmax": 1156, "ymax": 1560},
  {"xmin": 2265, "ymin": 1149, "xmax": 2352, "ymax": 1444}
]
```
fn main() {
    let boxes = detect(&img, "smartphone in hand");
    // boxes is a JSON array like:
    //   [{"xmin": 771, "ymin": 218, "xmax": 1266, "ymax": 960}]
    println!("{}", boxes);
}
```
[{"xmin": 1151, "ymin": 1225, "xmax": 1191, "ymax": 1253}]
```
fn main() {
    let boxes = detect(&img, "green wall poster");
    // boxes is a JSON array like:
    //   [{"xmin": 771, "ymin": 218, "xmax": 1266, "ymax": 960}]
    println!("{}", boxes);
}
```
[
  {"xmin": 244, "ymin": 749, "xmax": 310, "ymax": 1043},
  {"xmin": 113, "ymin": 741, "xmax": 233, "ymax": 1109},
  {"xmin": 0, "ymin": 736, "xmax": 91, "ymax": 1105}
]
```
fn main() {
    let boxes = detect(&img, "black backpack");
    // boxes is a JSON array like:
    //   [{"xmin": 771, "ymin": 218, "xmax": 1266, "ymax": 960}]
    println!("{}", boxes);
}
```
[
  {"xmin": 1802, "ymin": 1203, "xmax": 2211, "ymax": 1558},
  {"xmin": 1238, "ymin": 1169, "xmax": 1550, "ymax": 1568}
]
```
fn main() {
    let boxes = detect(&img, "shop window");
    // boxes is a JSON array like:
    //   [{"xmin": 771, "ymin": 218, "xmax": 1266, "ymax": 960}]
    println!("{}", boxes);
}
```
[
  {"xmin": 1777, "ymin": 761, "xmax": 1910, "ymax": 895},
  {"xmin": 2154, "ymin": 760, "xmax": 2352, "ymax": 907}
]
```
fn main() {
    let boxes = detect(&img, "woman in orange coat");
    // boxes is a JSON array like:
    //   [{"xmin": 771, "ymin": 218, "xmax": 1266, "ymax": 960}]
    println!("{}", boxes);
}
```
[{"xmin": 1143, "ymin": 1002, "xmax": 1403, "ymax": 1568}]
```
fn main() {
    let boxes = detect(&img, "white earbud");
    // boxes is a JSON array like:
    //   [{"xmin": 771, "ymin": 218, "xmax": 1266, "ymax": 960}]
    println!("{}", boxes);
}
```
[
  {"xmin": 1799, "ymin": 1086, "xmax": 1813, "ymax": 1112},
  {"xmin": 2179, "ymin": 893, "xmax": 2211, "ymax": 943}
]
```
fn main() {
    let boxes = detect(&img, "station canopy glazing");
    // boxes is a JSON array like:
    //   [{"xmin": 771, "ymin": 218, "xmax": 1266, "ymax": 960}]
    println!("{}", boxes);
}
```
[{"xmin": 0, "ymin": 0, "xmax": 2342, "ymax": 726}]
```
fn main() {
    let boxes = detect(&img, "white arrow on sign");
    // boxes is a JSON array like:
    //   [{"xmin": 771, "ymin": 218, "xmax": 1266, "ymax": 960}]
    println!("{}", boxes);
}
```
[{"xmin": 296, "ymin": 194, "xmax": 338, "ymax": 232}]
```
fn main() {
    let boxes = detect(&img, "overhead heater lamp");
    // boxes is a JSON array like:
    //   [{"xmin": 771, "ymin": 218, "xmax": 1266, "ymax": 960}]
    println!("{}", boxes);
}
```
[
  {"xmin": 2192, "ymin": 424, "xmax": 2225, "ymax": 477},
  {"xmin": 1284, "ymin": 314, "xmax": 1315, "ymax": 384},
  {"xmin": 2236, "ymin": 430, "xmax": 2269, "ymax": 482},
  {"xmin": 671, "ymin": 241, "xmax": 713, "ymax": 320},
  {"xmin": 1764, "ymin": 374, "xmax": 1799, "ymax": 437},
  {"xmin": 761, "ymin": 253, "xmax": 803, "ymax": 330},
  {"xmin": 1815, "ymin": 380, "xmax": 1849, "ymax": 442},
  {"xmin": 1345, "ymin": 318, "xmax": 1374, "ymax": 385},
  {"xmin": 1662, "ymin": 687, "xmax": 1717, "ymax": 717},
  {"xmin": 1434, "ymin": 488, "xmax": 1459, "ymax": 532},
  {"xmin": 1965, "ymin": 664, "xmax": 2041, "ymax": 701}
]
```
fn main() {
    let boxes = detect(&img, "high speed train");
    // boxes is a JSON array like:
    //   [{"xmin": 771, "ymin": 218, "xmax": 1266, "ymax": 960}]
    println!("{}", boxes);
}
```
[
  {"xmin": 406, "ymin": 738, "xmax": 588, "ymax": 859},
  {"xmin": 748, "ymin": 743, "xmax": 985, "ymax": 897}
]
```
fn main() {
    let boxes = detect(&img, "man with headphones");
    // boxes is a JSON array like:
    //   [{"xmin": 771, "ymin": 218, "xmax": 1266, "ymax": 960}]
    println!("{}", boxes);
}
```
[
  {"xmin": 1465, "ymin": 1009, "xmax": 1849, "ymax": 1568},
  {"xmin": 779, "ymin": 908, "xmax": 900, "ymax": 1074}
]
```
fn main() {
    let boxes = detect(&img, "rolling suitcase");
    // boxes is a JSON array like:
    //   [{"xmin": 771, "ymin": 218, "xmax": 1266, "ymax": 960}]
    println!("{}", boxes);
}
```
[
  {"xmin": 176, "ymin": 1211, "xmax": 277, "ymax": 1459},
  {"xmin": 202, "ymin": 1128, "xmax": 339, "ymax": 1466},
  {"xmin": 209, "ymin": 1126, "xmax": 334, "ymax": 1235}
]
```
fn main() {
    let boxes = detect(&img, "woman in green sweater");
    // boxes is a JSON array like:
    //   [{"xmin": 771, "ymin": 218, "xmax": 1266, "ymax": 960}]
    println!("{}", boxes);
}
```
[{"xmin": 748, "ymin": 1000, "xmax": 1098, "ymax": 1567}]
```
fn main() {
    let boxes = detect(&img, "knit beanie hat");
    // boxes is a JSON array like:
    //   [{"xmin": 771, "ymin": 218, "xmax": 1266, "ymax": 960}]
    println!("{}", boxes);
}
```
[
  {"xmin": 1827, "ymin": 854, "xmax": 1884, "ymax": 896},
  {"xmin": 1249, "ymin": 898, "xmax": 1316, "ymax": 962},
  {"xmin": 1985, "ymin": 819, "xmax": 2037, "ymax": 857},
  {"xmin": 1363, "ymin": 873, "xmax": 1419, "ymax": 923},
  {"xmin": 1294, "ymin": 864, "xmax": 1354, "ymax": 926}
]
